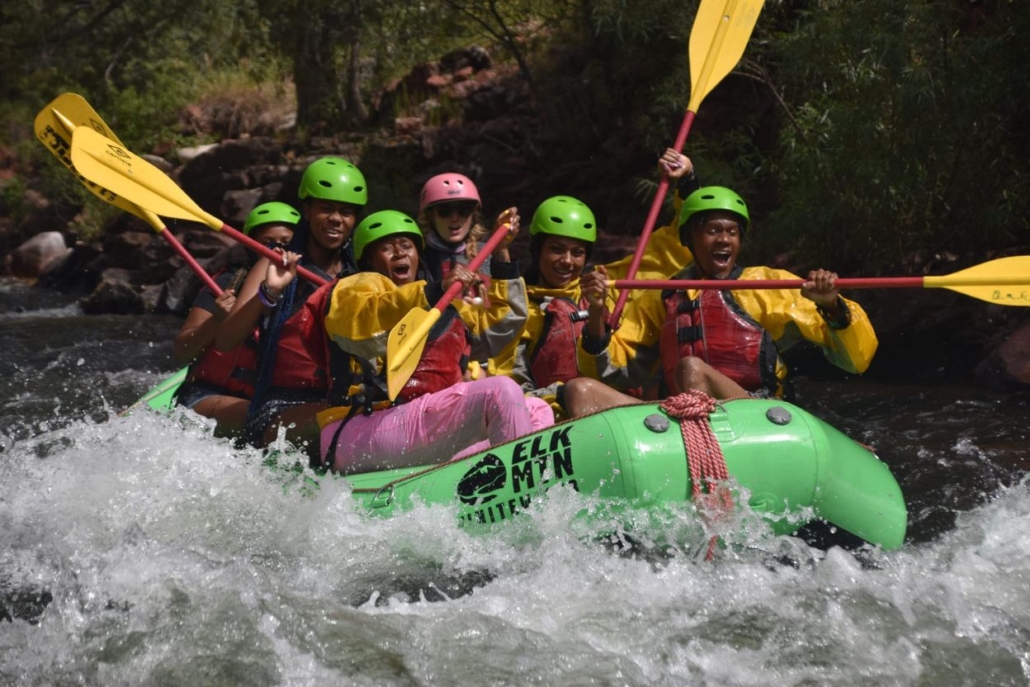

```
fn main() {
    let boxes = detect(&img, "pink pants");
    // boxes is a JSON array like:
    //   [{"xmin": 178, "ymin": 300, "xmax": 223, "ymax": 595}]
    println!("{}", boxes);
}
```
[{"xmin": 322, "ymin": 376, "xmax": 554, "ymax": 474}]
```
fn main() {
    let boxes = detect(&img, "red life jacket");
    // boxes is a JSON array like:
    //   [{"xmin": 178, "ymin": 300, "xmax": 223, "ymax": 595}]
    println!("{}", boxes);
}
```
[
  {"xmin": 269, "ymin": 281, "xmax": 333, "ymax": 392},
  {"xmin": 396, "ymin": 306, "xmax": 471, "ymax": 404},
  {"xmin": 659, "ymin": 284, "xmax": 778, "ymax": 395},
  {"xmin": 188, "ymin": 336, "xmax": 260, "ymax": 397},
  {"xmin": 184, "ymin": 266, "xmax": 258, "ymax": 397},
  {"xmin": 426, "ymin": 248, "xmax": 493, "ymax": 307},
  {"xmin": 529, "ymin": 296, "xmax": 595, "ymax": 388}
]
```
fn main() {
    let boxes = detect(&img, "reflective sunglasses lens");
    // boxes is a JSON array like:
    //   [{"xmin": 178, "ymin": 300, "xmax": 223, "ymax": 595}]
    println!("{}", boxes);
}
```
[{"xmin": 438, "ymin": 203, "xmax": 475, "ymax": 218}]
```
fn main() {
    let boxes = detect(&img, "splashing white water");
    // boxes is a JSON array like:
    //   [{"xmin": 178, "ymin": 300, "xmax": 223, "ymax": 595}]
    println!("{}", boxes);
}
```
[{"xmin": 2, "ymin": 407, "xmax": 1030, "ymax": 686}]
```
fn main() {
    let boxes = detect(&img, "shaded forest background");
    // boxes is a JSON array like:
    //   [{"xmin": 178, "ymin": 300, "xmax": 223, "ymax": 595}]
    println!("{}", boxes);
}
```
[{"xmin": 0, "ymin": 0, "xmax": 1027, "ymax": 275}]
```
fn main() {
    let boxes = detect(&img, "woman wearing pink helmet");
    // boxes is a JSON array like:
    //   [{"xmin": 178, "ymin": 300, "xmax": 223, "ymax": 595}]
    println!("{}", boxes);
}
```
[
  {"xmin": 418, "ymin": 172, "xmax": 519, "ymax": 284},
  {"xmin": 418, "ymin": 172, "xmax": 521, "ymax": 362}
]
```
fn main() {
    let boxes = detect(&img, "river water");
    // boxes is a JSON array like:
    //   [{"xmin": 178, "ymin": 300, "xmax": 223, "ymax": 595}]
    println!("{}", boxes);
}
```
[{"xmin": 2, "ymin": 277, "xmax": 1030, "ymax": 686}]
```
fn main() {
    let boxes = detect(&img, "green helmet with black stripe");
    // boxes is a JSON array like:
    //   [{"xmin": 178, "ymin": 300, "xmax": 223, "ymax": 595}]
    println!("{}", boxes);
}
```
[
  {"xmin": 243, "ymin": 202, "xmax": 301, "ymax": 235},
  {"xmin": 352, "ymin": 210, "xmax": 424, "ymax": 261},
  {"xmin": 678, "ymin": 186, "xmax": 750, "ymax": 236},
  {"xmin": 298, "ymin": 157, "xmax": 368, "ymax": 206},
  {"xmin": 530, "ymin": 196, "xmax": 597, "ymax": 243}
]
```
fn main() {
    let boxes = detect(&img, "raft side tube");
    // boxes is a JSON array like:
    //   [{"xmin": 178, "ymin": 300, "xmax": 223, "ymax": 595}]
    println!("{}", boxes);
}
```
[
  {"xmin": 126, "ymin": 371, "xmax": 907, "ymax": 548},
  {"xmin": 711, "ymin": 399, "xmax": 823, "ymax": 535},
  {"xmin": 119, "ymin": 366, "xmax": 188, "ymax": 415},
  {"xmin": 803, "ymin": 409, "xmax": 907, "ymax": 550},
  {"xmin": 342, "ymin": 401, "xmax": 908, "ymax": 548},
  {"xmin": 346, "ymin": 411, "xmax": 640, "ymax": 524},
  {"xmin": 714, "ymin": 400, "xmax": 906, "ymax": 549}
]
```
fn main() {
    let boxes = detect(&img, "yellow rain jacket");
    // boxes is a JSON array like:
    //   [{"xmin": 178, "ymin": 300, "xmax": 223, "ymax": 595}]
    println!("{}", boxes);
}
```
[
  {"xmin": 319, "ymin": 268, "xmax": 526, "ymax": 426},
  {"xmin": 578, "ymin": 264, "xmax": 878, "ymax": 396},
  {"xmin": 492, "ymin": 216, "xmax": 694, "ymax": 415}
]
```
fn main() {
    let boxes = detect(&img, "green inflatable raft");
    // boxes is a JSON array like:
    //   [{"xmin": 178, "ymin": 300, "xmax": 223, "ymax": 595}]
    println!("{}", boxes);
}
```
[{"xmin": 132, "ymin": 373, "xmax": 907, "ymax": 549}]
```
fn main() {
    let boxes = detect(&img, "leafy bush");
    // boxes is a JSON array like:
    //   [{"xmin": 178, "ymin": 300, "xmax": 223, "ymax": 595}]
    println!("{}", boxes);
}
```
[{"xmin": 766, "ymin": 0, "xmax": 1030, "ymax": 271}]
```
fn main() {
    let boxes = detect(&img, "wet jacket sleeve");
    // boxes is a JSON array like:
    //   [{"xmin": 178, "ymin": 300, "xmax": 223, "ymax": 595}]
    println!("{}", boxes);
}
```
[
  {"xmin": 457, "ymin": 261, "xmax": 527, "ymax": 362},
  {"xmin": 577, "ymin": 287, "xmax": 665, "ymax": 391},
  {"xmin": 323, "ymin": 272, "xmax": 430, "ymax": 362},
  {"xmin": 734, "ymin": 267, "xmax": 878, "ymax": 374},
  {"xmin": 490, "ymin": 293, "xmax": 541, "ymax": 387}
]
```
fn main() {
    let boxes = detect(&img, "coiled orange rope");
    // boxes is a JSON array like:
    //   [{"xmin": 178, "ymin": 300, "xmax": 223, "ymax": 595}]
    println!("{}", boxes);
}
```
[{"xmin": 660, "ymin": 390, "xmax": 735, "ymax": 559}]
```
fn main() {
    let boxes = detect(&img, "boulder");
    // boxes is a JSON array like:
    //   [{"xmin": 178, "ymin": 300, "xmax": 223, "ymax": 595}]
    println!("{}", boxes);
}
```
[
  {"xmin": 177, "ymin": 143, "xmax": 219, "ymax": 162},
  {"xmin": 36, "ymin": 242, "xmax": 104, "ymax": 293},
  {"xmin": 178, "ymin": 137, "xmax": 282, "ymax": 212},
  {"xmin": 395, "ymin": 117, "xmax": 424, "ymax": 137},
  {"xmin": 6, "ymin": 231, "xmax": 70, "ymax": 278},
  {"xmin": 80, "ymin": 277, "xmax": 146, "ymax": 315},
  {"xmin": 222, "ymin": 188, "xmax": 265, "ymax": 227},
  {"xmin": 988, "ymin": 318, "xmax": 1030, "ymax": 385},
  {"xmin": 440, "ymin": 45, "xmax": 492, "ymax": 73},
  {"xmin": 976, "ymin": 317, "xmax": 1030, "ymax": 387},
  {"xmin": 141, "ymin": 154, "xmax": 175, "ymax": 173},
  {"xmin": 155, "ymin": 266, "xmax": 198, "ymax": 316},
  {"xmin": 102, "ymin": 230, "xmax": 154, "ymax": 269}
]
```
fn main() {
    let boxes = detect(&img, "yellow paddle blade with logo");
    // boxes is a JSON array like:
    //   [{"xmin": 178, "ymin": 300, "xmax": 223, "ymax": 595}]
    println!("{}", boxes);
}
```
[
  {"xmin": 688, "ymin": 0, "xmax": 765, "ymax": 112},
  {"xmin": 386, "ymin": 307, "xmax": 442, "ymax": 401},
  {"xmin": 924, "ymin": 256, "xmax": 1030, "ymax": 306},
  {"xmin": 69, "ymin": 126, "xmax": 221, "ymax": 228},
  {"xmin": 34, "ymin": 93, "xmax": 170, "ymax": 232}
]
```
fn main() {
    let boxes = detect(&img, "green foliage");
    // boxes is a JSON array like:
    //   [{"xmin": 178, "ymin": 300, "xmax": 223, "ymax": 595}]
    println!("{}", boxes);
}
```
[
  {"xmin": 766, "ymin": 0, "xmax": 1030, "ymax": 271},
  {"xmin": 0, "ymin": 0, "xmax": 273, "ymax": 148},
  {"xmin": 2, "ymin": 0, "xmax": 1027, "ymax": 273},
  {"xmin": 0, "ymin": 175, "xmax": 28, "ymax": 220}
]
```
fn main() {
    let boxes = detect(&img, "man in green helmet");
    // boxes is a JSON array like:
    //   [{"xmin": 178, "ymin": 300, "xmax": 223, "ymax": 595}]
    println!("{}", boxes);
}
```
[
  {"xmin": 216, "ymin": 157, "xmax": 369, "ymax": 458},
  {"xmin": 567, "ymin": 186, "xmax": 878, "ymax": 414}
]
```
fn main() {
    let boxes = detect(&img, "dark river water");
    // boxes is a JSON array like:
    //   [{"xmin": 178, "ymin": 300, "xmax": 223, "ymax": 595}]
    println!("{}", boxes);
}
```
[{"xmin": 3, "ymin": 277, "xmax": 1030, "ymax": 686}]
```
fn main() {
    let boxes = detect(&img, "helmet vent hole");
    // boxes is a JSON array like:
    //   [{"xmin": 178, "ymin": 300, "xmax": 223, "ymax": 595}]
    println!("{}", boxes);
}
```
[
  {"xmin": 551, "ymin": 217, "xmax": 564, "ymax": 224},
  {"xmin": 317, "ymin": 180, "xmax": 332, "ymax": 189}
]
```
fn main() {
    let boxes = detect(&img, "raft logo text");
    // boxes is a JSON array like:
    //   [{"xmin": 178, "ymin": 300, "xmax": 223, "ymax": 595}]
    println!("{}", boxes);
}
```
[{"xmin": 457, "ymin": 426, "xmax": 578, "ymax": 524}]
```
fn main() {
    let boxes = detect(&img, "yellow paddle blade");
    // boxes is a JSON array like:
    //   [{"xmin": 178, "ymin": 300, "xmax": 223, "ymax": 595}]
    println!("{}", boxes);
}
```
[
  {"xmin": 34, "ymin": 94, "xmax": 168, "ymax": 233},
  {"xmin": 688, "ymin": 0, "xmax": 765, "ymax": 112},
  {"xmin": 37, "ymin": 93, "xmax": 126, "ymax": 144},
  {"xmin": 927, "ymin": 256, "xmax": 1030, "ymax": 306},
  {"xmin": 69, "ymin": 127, "xmax": 219, "ymax": 228},
  {"xmin": 386, "ymin": 307, "xmax": 441, "ymax": 401}
]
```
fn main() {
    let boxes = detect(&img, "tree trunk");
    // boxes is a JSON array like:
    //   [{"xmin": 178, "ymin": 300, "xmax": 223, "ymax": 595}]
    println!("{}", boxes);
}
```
[
  {"xmin": 344, "ymin": 35, "xmax": 370, "ymax": 126},
  {"xmin": 293, "ymin": 6, "xmax": 342, "ymax": 129}
]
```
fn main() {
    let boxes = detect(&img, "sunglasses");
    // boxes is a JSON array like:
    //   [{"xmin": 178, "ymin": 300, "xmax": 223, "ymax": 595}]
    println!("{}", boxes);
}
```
[
  {"xmin": 433, "ymin": 202, "xmax": 476, "ymax": 219},
  {"xmin": 261, "ymin": 241, "xmax": 291, "ymax": 252}
]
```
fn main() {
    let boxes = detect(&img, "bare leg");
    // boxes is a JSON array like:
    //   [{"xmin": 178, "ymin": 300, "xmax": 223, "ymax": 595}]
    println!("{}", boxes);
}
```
[
  {"xmin": 192, "ymin": 395, "xmax": 251, "ymax": 438},
  {"xmin": 563, "ymin": 378, "xmax": 640, "ymax": 418},
  {"xmin": 673, "ymin": 357, "xmax": 748, "ymax": 399}
]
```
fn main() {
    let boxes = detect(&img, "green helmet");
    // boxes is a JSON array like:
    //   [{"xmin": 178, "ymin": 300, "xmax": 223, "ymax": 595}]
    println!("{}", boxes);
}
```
[
  {"xmin": 243, "ymin": 202, "xmax": 301, "ymax": 235},
  {"xmin": 529, "ymin": 196, "xmax": 597, "ymax": 243},
  {"xmin": 298, "ymin": 157, "xmax": 368, "ymax": 206},
  {"xmin": 352, "ymin": 210, "xmax": 424, "ymax": 261},
  {"xmin": 678, "ymin": 186, "xmax": 750, "ymax": 235}
]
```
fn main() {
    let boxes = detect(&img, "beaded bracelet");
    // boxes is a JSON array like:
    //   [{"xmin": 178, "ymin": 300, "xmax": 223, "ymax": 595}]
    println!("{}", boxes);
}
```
[{"xmin": 258, "ymin": 281, "xmax": 281, "ymax": 308}]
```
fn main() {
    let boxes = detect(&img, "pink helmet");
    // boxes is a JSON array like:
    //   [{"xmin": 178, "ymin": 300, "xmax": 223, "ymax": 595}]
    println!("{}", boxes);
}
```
[{"xmin": 419, "ymin": 173, "xmax": 481, "ymax": 214}]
